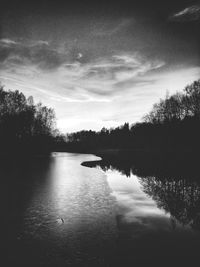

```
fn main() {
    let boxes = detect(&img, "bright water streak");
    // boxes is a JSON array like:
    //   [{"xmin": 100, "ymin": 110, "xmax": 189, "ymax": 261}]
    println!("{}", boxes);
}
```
[{"xmin": 2, "ymin": 152, "xmax": 200, "ymax": 267}]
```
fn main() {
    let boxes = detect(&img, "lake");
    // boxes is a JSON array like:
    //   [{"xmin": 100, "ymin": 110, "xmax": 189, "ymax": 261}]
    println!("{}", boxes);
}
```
[{"xmin": 2, "ymin": 152, "xmax": 200, "ymax": 266}]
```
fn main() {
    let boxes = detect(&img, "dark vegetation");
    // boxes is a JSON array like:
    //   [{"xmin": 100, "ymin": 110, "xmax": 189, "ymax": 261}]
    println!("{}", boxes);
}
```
[
  {"xmin": 0, "ymin": 84, "xmax": 58, "ymax": 156},
  {"xmin": 66, "ymin": 79, "xmax": 200, "ymax": 154},
  {"xmin": 1, "ymin": 79, "xmax": 200, "ymax": 156}
]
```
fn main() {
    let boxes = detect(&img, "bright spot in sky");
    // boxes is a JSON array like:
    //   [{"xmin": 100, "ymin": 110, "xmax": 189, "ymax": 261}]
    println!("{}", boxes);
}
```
[{"xmin": 77, "ymin": 53, "xmax": 83, "ymax": 59}]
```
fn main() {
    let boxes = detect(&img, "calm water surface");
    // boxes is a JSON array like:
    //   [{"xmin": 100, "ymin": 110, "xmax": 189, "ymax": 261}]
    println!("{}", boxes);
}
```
[{"xmin": 2, "ymin": 152, "xmax": 200, "ymax": 266}]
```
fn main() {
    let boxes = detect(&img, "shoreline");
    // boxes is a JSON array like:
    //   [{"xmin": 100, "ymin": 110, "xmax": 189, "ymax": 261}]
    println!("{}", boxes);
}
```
[{"xmin": 0, "ymin": 148, "xmax": 199, "ymax": 164}]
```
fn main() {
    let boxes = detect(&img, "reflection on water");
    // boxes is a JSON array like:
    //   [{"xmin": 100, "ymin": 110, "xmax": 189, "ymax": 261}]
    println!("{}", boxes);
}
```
[
  {"xmin": 3, "ymin": 153, "xmax": 117, "ymax": 266},
  {"xmin": 2, "ymin": 152, "xmax": 200, "ymax": 266},
  {"xmin": 82, "ymin": 155, "xmax": 200, "ymax": 266},
  {"xmin": 83, "ymin": 157, "xmax": 200, "ymax": 231}
]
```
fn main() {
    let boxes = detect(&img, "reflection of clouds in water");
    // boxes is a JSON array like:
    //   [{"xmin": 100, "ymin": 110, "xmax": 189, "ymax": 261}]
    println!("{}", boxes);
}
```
[
  {"xmin": 89, "ymin": 157, "xmax": 200, "ymax": 233},
  {"xmin": 105, "ymin": 169, "xmax": 189, "ymax": 235}
]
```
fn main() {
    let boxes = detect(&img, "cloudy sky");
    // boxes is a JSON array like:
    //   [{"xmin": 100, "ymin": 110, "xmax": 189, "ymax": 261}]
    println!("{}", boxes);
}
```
[{"xmin": 0, "ymin": 0, "xmax": 199, "ymax": 132}]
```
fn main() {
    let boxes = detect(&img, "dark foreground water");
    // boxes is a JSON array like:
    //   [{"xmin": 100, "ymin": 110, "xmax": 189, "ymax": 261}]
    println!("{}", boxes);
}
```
[{"xmin": 2, "ymin": 152, "xmax": 200, "ymax": 267}]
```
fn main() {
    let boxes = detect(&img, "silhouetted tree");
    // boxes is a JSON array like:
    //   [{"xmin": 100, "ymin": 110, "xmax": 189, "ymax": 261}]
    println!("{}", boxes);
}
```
[
  {"xmin": 64, "ymin": 79, "xmax": 200, "ymax": 153},
  {"xmin": 0, "ymin": 84, "xmax": 57, "ymax": 155}
]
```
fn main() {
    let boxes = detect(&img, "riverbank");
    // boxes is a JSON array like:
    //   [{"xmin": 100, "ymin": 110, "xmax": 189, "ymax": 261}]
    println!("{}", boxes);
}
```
[
  {"xmin": 80, "ymin": 147, "xmax": 199, "ymax": 163},
  {"xmin": 80, "ymin": 148, "xmax": 200, "ymax": 181}
]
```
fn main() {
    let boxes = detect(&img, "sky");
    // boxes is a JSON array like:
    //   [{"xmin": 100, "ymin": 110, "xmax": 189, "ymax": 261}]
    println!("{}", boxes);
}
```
[{"xmin": 0, "ymin": 0, "xmax": 200, "ymax": 133}]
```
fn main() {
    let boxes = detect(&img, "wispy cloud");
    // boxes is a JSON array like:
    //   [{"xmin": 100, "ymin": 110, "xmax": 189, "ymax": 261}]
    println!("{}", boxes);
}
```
[
  {"xmin": 91, "ymin": 18, "xmax": 133, "ymax": 36},
  {"xmin": 0, "ymin": 38, "xmax": 165, "ymax": 102},
  {"xmin": 0, "ymin": 38, "xmax": 67, "ymax": 70},
  {"xmin": 169, "ymin": 4, "xmax": 200, "ymax": 21},
  {"xmin": 0, "ymin": 38, "xmax": 19, "ymax": 45},
  {"xmin": 1, "ymin": 37, "xmax": 199, "ymax": 133}
]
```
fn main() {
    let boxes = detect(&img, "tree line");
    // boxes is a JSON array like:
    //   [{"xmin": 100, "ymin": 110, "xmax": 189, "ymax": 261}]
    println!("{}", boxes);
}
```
[
  {"xmin": 66, "ymin": 79, "xmax": 200, "ymax": 152},
  {"xmin": 1, "ymin": 79, "xmax": 200, "ymax": 155},
  {"xmin": 0, "ymin": 84, "xmax": 57, "ymax": 155}
]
